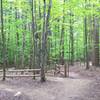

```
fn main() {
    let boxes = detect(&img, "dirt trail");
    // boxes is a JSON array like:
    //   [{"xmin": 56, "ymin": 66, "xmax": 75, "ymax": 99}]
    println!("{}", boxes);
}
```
[{"xmin": 0, "ymin": 72, "xmax": 93, "ymax": 100}]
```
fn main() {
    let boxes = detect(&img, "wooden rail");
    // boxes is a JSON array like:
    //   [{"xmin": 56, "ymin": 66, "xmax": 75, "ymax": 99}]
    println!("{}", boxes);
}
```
[
  {"xmin": 0, "ymin": 69, "xmax": 41, "ymax": 78},
  {"xmin": 0, "ymin": 75, "xmax": 40, "ymax": 77},
  {"xmin": 0, "ymin": 69, "xmax": 41, "ymax": 72}
]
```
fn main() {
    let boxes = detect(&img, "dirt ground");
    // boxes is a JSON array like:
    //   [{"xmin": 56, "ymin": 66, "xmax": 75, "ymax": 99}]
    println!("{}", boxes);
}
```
[{"xmin": 0, "ymin": 64, "xmax": 100, "ymax": 100}]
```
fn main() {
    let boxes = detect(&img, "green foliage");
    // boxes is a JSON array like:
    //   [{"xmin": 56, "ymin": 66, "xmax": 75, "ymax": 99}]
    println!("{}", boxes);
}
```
[{"xmin": 0, "ymin": 0, "xmax": 99, "ymax": 65}]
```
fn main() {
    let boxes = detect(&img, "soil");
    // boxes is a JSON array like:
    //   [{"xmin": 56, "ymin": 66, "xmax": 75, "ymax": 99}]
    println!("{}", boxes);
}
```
[{"xmin": 0, "ymin": 64, "xmax": 100, "ymax": 100}]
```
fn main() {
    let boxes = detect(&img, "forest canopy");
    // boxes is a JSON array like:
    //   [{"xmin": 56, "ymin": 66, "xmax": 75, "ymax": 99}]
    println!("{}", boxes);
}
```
[{"xmin": 0, "ymin": 0, "xmax": 100, "ymax": 69}]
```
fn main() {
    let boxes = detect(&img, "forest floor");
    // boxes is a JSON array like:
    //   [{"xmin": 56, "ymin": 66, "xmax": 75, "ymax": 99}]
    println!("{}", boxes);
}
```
[{"xmin": 0, "ymin": 63, "xmax": 100, "ymax": 100}]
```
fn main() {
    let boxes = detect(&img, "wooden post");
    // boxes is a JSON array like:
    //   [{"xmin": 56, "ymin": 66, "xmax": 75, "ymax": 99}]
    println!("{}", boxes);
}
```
[
  {"xmin": 64, "ymin": 64, "xmax": 67, "ymax": 77},
  {"xmin": 33, "ymin": 71, "xmax": 36, "ymax": 80},
  {"xmin": 67, "ymin": 62, "xmax": 69, "ymax": 77},
  {"xmin": 64, "ymin": 63, "xmax": 69, "ymax": 77}
]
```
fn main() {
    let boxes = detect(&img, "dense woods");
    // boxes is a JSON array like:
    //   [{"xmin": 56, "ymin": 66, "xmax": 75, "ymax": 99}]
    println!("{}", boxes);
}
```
[
  {"xmin": 0, "ymin": 1, "xmax": 100, "ymax": 100},
  {"xmin": 0, "ymin": 0, "xmax": 100, "ymax": 81}
]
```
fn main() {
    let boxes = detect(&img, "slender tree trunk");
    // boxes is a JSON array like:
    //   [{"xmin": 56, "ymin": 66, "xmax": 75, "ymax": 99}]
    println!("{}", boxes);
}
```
[
  {"xmin": 41, "ymin": 0, "xmax": 46, "ymax": 82},
  {"xmin": 15, "ymin": 8, "xmax": 19, "ymax": 68},
  {"xmin": 60, "ymin": 0, "xmax": 65, "ymax": 65},
  {"xmin": 29, "ymin": 0, "xmax": 36, "ymax": 69},
  {"xmin": 34, "ymin": 0, "xmax": 38, "ymax": 69},
  {"xmin": 92, "ymin": 17, "xmax": 99, "ymax": 66},
  {"xmin": 84, "ymin": 17, "xmax": 89, "ymax": 69},
  {"xmin": 21, "ymin": 25, "xmax": 26, "ymax": 68},
  {"xmin": 69, "ymin": 11, "xmax": 74, "ymax": 66},
  {"xmin": 45, "ymin": 0, "xmax": 52, "ymax": 66},
  {"xmin": 84, "ymin": 0, "xmax": 89, "ymax": 69},
  {"xmin": 38, "ymin": 0, "xmax": 42, "ymax": 69},
  {"xmin": 1, "ymin": 0, "xmax": 6, "ymax": 81},
  {"xmin": 40, "ymin": 0, "xmax": 52, "ymax": 82}
]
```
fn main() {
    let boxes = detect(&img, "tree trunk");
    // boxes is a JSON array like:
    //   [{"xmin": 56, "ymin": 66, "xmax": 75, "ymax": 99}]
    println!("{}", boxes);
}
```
[
  {"xmin": 41, "ymin": 0, "xmax": 47, "ymax": 82},
  {"xmin": 84, "ymin": 17, "xmax": 89, "ymax": 69},
  {"xmin": 69, "ymin": 11, "xmax": 74, "ymax": 66},
  {"xmin": 1, "ymin": 0, "xmax": 6, "ymax": 81},
  {"xmin": 92, "ymin": 17, "xmax": 99, "ymax": 66}
]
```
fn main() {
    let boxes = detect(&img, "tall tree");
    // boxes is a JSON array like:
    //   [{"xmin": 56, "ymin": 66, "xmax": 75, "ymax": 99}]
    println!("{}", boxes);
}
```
[
  {"xmin": 69, "ymin": 11, "xmax": 74, "ymax": 66},
  {"xmin": 84, "ymin": 0, "xmax": 89, "ymax": 69},
  {"xmin": 1, "ymin": 0, "xmax": 6, "ymax": 80},
  {"xmin": 31, "ymin": 0, "xmax": 36, "ymax": 69},
  {"xmin": 40, "ymin": 0, "xmax": 46, "ymax": 82},
  {"xmin": 60, "ymin": 0, "xmax": 65, "ymax": 65},
  {"xmin": 41, "ymin": 0, "xmax": 52, "ymax": 82},
  {"xmin": 15, "ymin": 7, "xmax": 20, "ymax": 68},
  {"xmin": 92, "ymin": 16, "xmax": 99, "ymax": 66}
]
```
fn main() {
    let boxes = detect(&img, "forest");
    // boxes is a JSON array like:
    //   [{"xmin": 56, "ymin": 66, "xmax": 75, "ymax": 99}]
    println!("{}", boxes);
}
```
[{"xmin": 0, "ymin": 0, "xmax": 100, "ymax": 100}]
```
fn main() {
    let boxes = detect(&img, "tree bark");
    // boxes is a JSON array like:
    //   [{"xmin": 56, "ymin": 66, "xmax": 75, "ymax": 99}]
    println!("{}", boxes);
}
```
[{"xmin": 1, "ymin": 0, "xmax": 6, "ymax": 81}]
